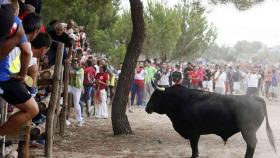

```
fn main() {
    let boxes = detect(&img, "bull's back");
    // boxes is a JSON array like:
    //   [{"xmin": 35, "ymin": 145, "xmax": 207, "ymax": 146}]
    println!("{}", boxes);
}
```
[{"xmin": 168, "ymin": 93, "xmax": 266, "ymax": 140}]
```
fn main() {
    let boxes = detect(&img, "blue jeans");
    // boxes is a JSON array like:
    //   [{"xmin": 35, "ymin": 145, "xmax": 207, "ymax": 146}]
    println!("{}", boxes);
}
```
[
  {"xmin": 130, "ymin": 82, "xmax": 144, "ymax": 106},
  {"xmin": 84, "ymin": 85, "xmax": 92, "ymax": 101}
]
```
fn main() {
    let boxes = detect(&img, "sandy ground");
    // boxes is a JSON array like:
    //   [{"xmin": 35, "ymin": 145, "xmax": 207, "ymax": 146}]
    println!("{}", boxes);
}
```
[{"xmin": 31, "ymin": 99, "xmax": 280, "ymax": 158}]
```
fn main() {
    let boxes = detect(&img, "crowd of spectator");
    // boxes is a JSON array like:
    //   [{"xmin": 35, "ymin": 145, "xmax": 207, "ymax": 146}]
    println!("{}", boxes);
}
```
[{"xmin": 130, "ymin": 60, "xmax": 280, "ymax": 111}]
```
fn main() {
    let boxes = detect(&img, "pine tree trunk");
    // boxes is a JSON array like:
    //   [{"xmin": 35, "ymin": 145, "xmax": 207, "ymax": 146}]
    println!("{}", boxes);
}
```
[{"xmin": 111, "ymin": 0, "xmax": 145, "ymax": 135}]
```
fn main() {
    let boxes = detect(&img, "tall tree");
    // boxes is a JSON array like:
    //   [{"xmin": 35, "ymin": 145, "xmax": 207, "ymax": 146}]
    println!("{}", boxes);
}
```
[
  {"xmin": 211, "ymin": 0, "xmax": 264, "ymax": 10},
  {"xmin": 143, "ymin": 1, "xmax": 182, "ymax": 60},
  {"xmin": 172, "ymin": 1, "xmax": 216, "ymax": 62},
  {"xmin": 111, "ymin": 0, "xmax": 145, "ymax": 134}
]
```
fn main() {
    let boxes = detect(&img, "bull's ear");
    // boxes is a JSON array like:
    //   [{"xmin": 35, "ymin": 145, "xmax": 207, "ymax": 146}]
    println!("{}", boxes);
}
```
[{"xmin": 151, "ymin": 80, "xmax": 157, "ymax": 89}]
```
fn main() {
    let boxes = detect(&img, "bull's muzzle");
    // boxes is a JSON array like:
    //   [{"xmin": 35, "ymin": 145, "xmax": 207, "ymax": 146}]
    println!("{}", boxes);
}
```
[{"xmin": 145, "ymin": 106, "xmax": 153, "ymax": 114}]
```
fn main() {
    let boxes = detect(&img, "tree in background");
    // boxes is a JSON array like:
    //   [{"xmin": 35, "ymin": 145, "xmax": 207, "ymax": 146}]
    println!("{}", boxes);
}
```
[
  {"xmin": 142, "ymin": 0, "xmax": 217, "ymax": 62},
  {"xmin": 211, "ymin": 0, "xmax": 264, "ymax": 10},
  {"xmin": 203, "ymin": 40, "xmax": 280, "ymax": 65},
  {"xmin": 143, "ymin": 1, "xmax": 182, "ymax": 61},
  {"xmin": 173, "ymin": 0, "xmax": 216, "ymax": 62}
]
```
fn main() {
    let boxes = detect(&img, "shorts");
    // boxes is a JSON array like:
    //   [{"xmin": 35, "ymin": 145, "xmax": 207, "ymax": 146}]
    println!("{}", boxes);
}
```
[
  {"xmin": 246, "ymin": 87, "xmax": 259, "ymax": 96},
  {"xmin": 0, "ymin": 4, "xmax": 14, "ymax": 47},
  {"xmin": 0, "ymin": 79, "xmax": 32, "ymax": 105}
]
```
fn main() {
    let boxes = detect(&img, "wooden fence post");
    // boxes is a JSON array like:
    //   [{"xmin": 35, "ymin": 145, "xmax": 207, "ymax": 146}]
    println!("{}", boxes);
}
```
[
  {"xmin": 45, "ymin": 42, "xmax": 64, "ymax": 158},
  {"xmin": 0, "ymin": 98, "xmax": 7, "ymax": 157},
  {"xmin": 59, "ymin": 62, "xmax": 69, "ymax": 137}
]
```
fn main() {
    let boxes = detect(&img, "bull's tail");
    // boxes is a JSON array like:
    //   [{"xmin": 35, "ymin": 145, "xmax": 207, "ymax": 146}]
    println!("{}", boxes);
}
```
[{"xmin": 261, "ymin": 99, "xmax": 277, "ymax": 152}]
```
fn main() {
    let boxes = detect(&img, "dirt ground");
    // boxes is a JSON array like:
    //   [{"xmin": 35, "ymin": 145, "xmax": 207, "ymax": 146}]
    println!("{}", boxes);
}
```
[{"xmin": 31, "ymin": 99, "xmax": 280, "ymax": 158}]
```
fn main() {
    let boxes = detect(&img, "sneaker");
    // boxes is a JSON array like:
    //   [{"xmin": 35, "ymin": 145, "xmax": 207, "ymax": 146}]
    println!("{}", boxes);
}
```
[
  {"xmin": 77, "ymin": 121, "xmax": 83, "ymax": 127},
  {"xmin": 95, "ymin": 115, "xmax": 102, "ymax": 119},
  {"xmin": 102, "ymin": 116, "xmax": 108, "ymax": 119}
]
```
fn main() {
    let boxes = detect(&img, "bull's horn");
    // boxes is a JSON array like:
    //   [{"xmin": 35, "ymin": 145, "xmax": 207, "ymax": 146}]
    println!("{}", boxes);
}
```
[
  {"xmin": 151, "ymin": 80, "xmax": 165, "ymax": 91},
  {"xmin": 151, "ymin": 80, "xmax": 157, "ymax": 89}
]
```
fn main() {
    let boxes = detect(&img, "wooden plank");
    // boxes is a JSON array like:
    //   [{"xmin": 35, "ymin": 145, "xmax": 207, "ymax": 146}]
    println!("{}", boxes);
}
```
[
  {"xmin": 30, "ymin": 123, "xmax": 45, "ymax": 140},
  {"xmin": 38, "ymin": 95, "xmax": 51, "ymax": 112}
]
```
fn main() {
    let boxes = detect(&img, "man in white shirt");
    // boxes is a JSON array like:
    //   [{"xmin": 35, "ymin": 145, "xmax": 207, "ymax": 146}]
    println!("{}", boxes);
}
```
[
  {"xmin": 155, "ymin": 62, "xmax": 171, "ymax": 88},
  {"xmin": 214, "ymin": 65, "xmax": 227, "ymax": 95},
  {"xmin": 246, "ymin": 68, "xmax": 261, "ymax": 96}
]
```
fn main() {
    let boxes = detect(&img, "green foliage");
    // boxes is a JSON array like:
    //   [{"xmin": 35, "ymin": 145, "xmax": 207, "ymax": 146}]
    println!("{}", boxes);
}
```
[
  {"xmin": 108, "ymin": 44, "xmax": 127, "ymax": 65},
  {"xmin": 141, "ymin": 1, "xmax": 217, "ymax": 62},
  {"xmin": 173, "ymin": 1, "xmax": 217, "ymax": 62},
  {"xmin": 41, "ymin": 0, "xmax": 119, "ymax": 54},
  {"xmin": 210, "ymin": 0, "xmax": 264, "ymax": 10},
  {"xmin": 143, "ymin": 1, "xmax": 182, "ymax": 60},
  {"xmin": 42, "ymin": 0, "xmax": 217, "ymax": 64}
]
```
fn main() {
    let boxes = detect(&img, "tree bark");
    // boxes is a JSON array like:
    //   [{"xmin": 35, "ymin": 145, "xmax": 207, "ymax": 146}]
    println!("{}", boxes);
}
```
[{"xmin": 111, "ymin": 0, "xmax": 145, "ymax": 135}]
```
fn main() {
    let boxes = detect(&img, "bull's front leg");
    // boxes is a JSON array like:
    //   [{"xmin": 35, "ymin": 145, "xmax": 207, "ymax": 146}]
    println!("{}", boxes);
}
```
[{"xmin": 189, "ymin": 135, "xmax": 200, "ymax": 158}]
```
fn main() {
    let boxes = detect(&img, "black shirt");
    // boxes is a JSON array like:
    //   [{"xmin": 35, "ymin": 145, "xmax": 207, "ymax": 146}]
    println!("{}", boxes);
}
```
[{"xmin": 50, "ymin": 31, "xmax": 72, "ymax": 51}]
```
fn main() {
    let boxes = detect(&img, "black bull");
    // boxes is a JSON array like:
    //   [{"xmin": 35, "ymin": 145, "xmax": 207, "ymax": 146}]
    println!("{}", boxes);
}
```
[{"xmin": 145, "ymin": 84, "xmax": 276, "ymax": 158}]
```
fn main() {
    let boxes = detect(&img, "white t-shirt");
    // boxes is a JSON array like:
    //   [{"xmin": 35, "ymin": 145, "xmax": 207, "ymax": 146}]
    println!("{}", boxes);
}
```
[
  {"xmin": 8, "ymin": 44, "xmax": 37, "ymax": 74},
  {"xmin": 134, "ymin": 69, "xmax": 146, "ymax": 80},
  {"xmin": 94, "ymin": 65, "xmax": 99, "ymax": 74},
  {"xmin": 157, "ymin": 72, "xmax": 170, "ymax": 86},
  {"xmin": 246, "ymin": 73, "xmax": 261, "ymax": 88},
  {"xmin": 215, "ymin": 71, "xmax": 227, "ymax": 88}
]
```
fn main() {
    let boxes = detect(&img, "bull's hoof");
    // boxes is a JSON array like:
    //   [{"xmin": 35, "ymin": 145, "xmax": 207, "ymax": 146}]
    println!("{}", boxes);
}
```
[{"xmin": 191, "ymin": 155, "xmax": 199, "ymax": 158}]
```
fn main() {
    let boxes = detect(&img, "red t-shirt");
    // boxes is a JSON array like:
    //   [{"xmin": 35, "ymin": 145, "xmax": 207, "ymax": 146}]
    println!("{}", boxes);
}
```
[
  {"xmin": 95, "ymin": 72, "xmax": 109, "ymax": 90},
  {"xmin": 83, "ymin": 66, "xmax": 96, "ymax": 85},
  {"xmin": 189, "ymin": 70, "xmax": 199, "ymax": 85}
]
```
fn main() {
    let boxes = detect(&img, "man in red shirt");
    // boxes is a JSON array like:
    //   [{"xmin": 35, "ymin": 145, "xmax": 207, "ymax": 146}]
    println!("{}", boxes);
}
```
[
  {"xmin": 190, "ymin": 66, "xmax": 199, "ymax": 89},
  {"xmin": 83, "ymin": 59, "xmax": 96, "ymax": 117},
  {"xmin": 95, "ymin": 65, "xmax": 109, "ymax": 119}
]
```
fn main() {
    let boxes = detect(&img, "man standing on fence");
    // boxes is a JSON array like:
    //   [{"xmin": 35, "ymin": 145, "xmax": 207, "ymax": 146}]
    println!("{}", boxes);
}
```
[{"xmin": 0, "ymin": 13, "xmax": 42, "ymax": 135}]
